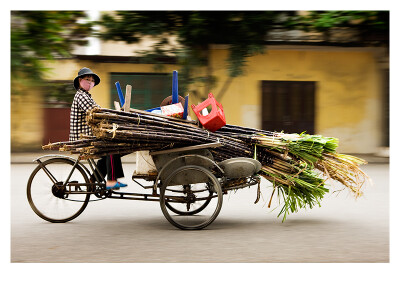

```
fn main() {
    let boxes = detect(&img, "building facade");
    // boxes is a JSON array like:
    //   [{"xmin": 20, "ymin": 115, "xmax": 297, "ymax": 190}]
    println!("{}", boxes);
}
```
[{"xmin": 11, "ymin": 20, "xmax": 389, "ymax": 154}]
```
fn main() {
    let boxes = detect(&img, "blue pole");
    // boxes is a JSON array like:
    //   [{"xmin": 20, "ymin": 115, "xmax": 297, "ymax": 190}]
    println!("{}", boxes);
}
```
[
  {"xmin": 115, "ymin": 81, "xmax": 125, "ymax": 106},
  {"xmin": 183, "ymin": 95, "xmax": 189, "ymax": 119},
  {"xmin": 172, "ymin": 70, "xmax": 178, "ymax": 104}
]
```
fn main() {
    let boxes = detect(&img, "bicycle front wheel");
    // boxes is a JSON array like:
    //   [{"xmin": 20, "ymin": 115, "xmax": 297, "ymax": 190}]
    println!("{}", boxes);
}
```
[{"xmin": 27, "ymin": 158, "xmax": 91, "ymax": 223}]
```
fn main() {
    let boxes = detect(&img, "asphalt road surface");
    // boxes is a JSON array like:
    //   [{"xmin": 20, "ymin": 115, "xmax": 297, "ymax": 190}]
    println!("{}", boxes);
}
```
[{"xmin": 11, "ymin": 161, "xmax": 389, "ymax": 263}]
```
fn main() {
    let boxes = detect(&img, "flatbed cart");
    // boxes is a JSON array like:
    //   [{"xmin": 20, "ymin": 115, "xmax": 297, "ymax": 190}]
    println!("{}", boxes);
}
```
[{"xmin": 27, "ymin": 142, "xmax": 262, "ymax": 230}]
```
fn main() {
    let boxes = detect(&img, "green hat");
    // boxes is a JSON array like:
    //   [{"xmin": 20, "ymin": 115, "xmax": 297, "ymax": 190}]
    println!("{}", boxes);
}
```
[{"xmin": 73, "ymin": 67, "xmax": 100, "ymax": 90}]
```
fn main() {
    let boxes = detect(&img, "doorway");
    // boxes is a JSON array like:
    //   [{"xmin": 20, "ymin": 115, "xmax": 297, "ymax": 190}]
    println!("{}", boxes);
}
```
[{"xmin": 261, "ymin": 80, "xmax": 316, "ymax": 134}]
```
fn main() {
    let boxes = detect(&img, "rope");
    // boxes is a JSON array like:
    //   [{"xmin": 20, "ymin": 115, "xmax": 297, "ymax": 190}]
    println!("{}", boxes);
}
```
[{"xmin": 107, "ymin": 123, "xmax": 119, "ymax": 139}]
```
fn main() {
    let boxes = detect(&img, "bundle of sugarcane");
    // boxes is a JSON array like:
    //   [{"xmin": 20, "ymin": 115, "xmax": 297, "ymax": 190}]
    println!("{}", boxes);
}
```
[
  {"xmin": 44, "ymin": 107, "xmax": 255, "ymax": 160},
  {"xmin": 85, "ymin": 107, "xmax": 255, "ymax": 160},
  {"xmin": 42, "ymin": 107, "xmax": 369, "ymax": 221}
]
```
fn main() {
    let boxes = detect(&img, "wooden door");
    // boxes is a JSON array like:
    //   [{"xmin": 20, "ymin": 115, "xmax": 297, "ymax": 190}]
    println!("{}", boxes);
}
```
[
  {"xmin": 261, "ymin": 80, "xmax": 315, "ymax": 134},
  {"xmin": 42, "ymin": 108, "xmax": 70, "ymax": 144}
]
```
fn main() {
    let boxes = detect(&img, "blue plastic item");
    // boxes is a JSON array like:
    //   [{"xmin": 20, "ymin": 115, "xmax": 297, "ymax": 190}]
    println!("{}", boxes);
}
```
[
  {"xmin": 183, "ymin": 95, "xmax": 189, "ymax": 119},
  {"xmin": 115, "ymin": 81, "xmax": 125, "ymax": 106},
  {"xmin": 172, "ymin": 70, "xmax": 179, "ymax": 104},
  {"xmin": 146, "ymin": 107, "xmax": 161, "ymax": 112}
]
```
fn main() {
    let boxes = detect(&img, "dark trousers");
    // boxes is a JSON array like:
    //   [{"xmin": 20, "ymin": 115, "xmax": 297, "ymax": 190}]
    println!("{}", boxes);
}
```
[{"xmin": 93, "ymin": 154, "xmax": 124, "ymax": 181}]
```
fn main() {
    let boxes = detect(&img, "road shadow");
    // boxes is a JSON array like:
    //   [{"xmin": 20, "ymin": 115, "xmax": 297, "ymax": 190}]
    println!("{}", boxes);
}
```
[{"xmin": 70, "ymin": 214, "xmax": 342, "ymax": 233}]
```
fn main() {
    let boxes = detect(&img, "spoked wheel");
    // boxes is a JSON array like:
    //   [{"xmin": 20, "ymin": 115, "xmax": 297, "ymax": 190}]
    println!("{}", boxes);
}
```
[
  {"xmin": 27, "ymin": 158, "xmax": 91, "ymax": 223},
  {"xmin": 160, "ymin": 165, "xmax": 223, "ymax": 230},
  {"xmin": 164, "ymin": 184, "xmax": 212, "ymax": 216}
]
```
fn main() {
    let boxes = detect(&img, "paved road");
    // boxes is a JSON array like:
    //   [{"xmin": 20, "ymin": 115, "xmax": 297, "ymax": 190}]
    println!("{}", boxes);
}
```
[{"xmin": 11, "ymin": 161, "xmax": 389, "ymax": 263}]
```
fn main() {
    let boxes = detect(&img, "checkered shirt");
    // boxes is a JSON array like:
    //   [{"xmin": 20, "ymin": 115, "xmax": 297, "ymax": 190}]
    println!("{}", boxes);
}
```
[{"xmin": 69, "ymin": 89, "xmax": 100, "ymax": 141}]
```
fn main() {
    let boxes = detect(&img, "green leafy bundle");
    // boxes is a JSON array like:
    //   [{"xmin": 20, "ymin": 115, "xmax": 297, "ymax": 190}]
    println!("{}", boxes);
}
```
[{"xmin": 249, "ymin": 132, "xmax": 368, "ymax": 219}]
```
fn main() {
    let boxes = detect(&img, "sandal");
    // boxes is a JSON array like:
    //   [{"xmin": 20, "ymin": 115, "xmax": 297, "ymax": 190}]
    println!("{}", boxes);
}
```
[{"xmin": 106, "ymin": 183, "xmax": 121, "ymax": 190}]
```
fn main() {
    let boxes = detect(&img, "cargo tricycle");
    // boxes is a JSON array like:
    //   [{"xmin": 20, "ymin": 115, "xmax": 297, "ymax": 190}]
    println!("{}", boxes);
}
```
[{"xmin": 27, "ymin": 142, "xmax": 261, "ymax": 230}]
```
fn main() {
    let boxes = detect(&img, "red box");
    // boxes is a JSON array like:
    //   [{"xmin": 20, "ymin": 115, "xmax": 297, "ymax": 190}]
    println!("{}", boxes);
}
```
[
  {"xmin": 161, "ymin": 103, "xmax": 184, "ymax": 118},
  {"xmin": 191, "ymin": 93, "xmax": 226, "ymax": 132}
]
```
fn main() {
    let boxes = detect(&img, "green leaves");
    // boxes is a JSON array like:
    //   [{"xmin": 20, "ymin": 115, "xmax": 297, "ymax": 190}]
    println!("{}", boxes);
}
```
[
  {"xmin": 11, "ymin": 11, "xmax": 93, "ymax": 86},
  {"xmin": 253, "ymin": 131, "xmax": 365, "ymax": 221},
  {"xmin": 284, "ymin": 134, "xmax": 339, "ymax": 164},
  {"xmin": 262, "ymin": 166, "xmax": 329, "ymax": 222},
  {"xmin": 286, "ymin": 11, "xmax": 389, "ymax": 32},
  {"xmin": 98, "ymin": 11, "xmax": 279, "ymax": 90}
]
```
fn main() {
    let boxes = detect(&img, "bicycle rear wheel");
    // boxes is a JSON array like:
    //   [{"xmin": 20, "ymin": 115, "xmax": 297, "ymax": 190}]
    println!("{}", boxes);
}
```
[{"xmin": 27, "ymin": 158, "xmax": 91, "ymax": 223}]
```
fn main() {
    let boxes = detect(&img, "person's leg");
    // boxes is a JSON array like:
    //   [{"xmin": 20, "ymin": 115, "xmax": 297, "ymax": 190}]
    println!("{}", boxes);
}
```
[
  {"xmin": 105, "ymin": 154, "xmax": 125, "ymax": 188},
  {"xmin": 90, "ymin": 156, "xmax": 107, "ymax": 182},
  {"xmin": 106, "ymin": 154, "xmax": 124, "ymax": 180}
]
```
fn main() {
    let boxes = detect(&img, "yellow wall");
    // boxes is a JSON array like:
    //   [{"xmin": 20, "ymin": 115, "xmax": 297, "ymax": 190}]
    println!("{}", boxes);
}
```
[
  {"xmin": 10, "ymin": 87, "xmax": 43, "ymax": 151},
  {"xmin": 11, "ymin": 45, "xmax": 384, "ymax": 153},
  {"xmin": 208, "ymin": 46, "xmax": 383, "ymax": 153}
]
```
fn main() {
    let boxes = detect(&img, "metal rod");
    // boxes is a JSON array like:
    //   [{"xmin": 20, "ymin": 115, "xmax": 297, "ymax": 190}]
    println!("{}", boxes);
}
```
[
  {"xmin": 132, "ymin": 179, "xmax": 155, "ymax": 189},
  {"xmin": 108, "ymin": 196, "xmax": 160, "ymax": 202},
  {"xmin": 150, "ymin": 142, "xmax": 222, "ymax": 155},
  {"xmin": 63, "ymin": 158, "xmax": 80, "ymax": 187},
  {"xmin": 87, "ymin": 158, "xmax": 105, "ymax": 183},
  {"xmin": 111, "ymin": 191, "xmax": 157, "ymax": 198},
  {"xmin": 36, "ymin": 159, "xmax": 58, "ymax": 184}
]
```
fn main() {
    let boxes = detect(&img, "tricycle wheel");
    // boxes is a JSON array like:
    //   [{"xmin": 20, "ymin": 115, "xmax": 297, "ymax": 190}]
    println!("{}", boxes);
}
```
[
  {"xmin": 165, "ymin": 185, "xmax": 212, "ymax": 216},
  {"xmin": 27, "ymin": 158, "xmax": 91, "ymax": 223},
  {"xmin": 160, "ymin": 165, "xmax": 223, "ymax": 230}
]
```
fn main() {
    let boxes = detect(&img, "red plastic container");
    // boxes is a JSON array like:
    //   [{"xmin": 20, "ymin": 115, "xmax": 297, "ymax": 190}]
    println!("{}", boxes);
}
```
[{"xmin": 191, "ymin": 93, "xmax": 226, "ymax": 132}]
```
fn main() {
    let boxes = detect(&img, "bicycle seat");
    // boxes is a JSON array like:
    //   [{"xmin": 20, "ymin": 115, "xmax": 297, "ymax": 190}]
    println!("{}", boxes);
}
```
[{"xmin": 218, "ymin": 157, "xmax": 262, "ymax": 179}]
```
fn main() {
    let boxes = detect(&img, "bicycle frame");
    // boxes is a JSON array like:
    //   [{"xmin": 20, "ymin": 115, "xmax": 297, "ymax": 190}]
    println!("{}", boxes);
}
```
[
  {"xmin": 33, "ymin": 154, "xmax": 106, "ymax": 194},
  {"xmin": 31, "ymin": 153, "xmax": 261, "ymax": 202}
]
